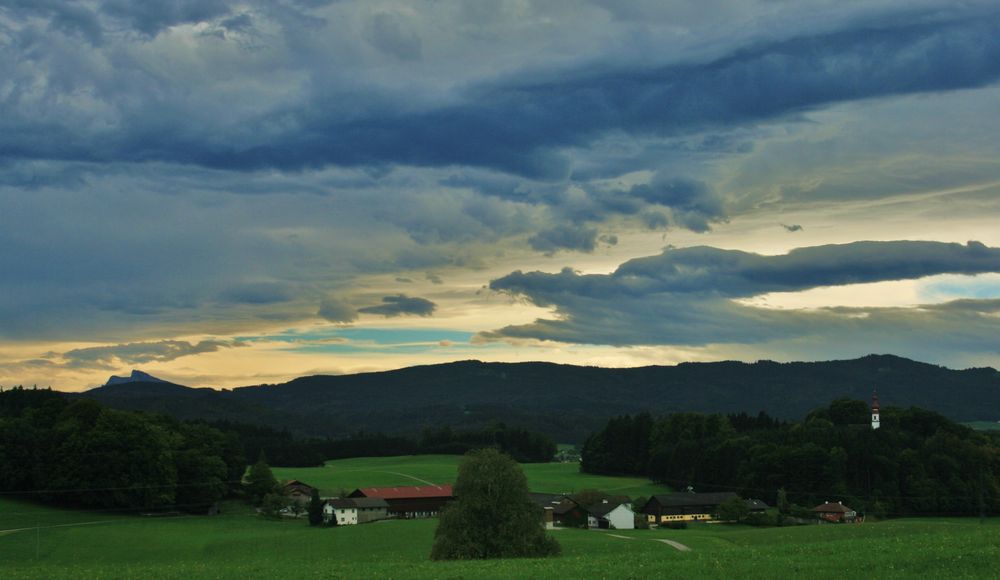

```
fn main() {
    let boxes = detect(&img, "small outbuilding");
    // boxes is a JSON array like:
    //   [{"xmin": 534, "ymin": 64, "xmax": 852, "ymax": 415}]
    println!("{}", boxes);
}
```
[
  {"xmin": 283, "ymin": 480, "xmax": 317, "ymax": 505},
  {"xmin": 530, "ymin": 493, "xmax": 567, "ymax": 529},
  {"xmin": 813, "ymin": 501, "xmax": 857, "ymax": 523}
]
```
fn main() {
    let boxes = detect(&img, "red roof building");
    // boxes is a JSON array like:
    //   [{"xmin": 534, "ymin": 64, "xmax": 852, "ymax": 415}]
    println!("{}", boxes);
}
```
[
  {"xmin": 282, "ymin": 479, "xmax": 317, "ymax": 504},
  {"xmin": 349, "ymin": 484, "xmax": 454, "ymax": 518},
  {"xmin": 813, "ymin": 501, "xmax": 857, "ymax": 523}
]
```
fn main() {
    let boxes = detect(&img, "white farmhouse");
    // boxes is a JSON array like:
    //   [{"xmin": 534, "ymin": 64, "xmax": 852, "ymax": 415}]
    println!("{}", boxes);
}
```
[
  {"xmin": 323, "ymin": 497, "xmax": 389, "ymax": 525},
  {"xmin": 586, "ymin": 501, "xmax": 636, "ymax": 530}
]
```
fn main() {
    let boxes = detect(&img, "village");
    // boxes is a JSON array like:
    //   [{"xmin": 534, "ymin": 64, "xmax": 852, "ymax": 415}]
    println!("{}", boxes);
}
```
[
  {"xmin": 278, "ymin": 478, "xmax": 862, "ymax": 529},
  {"xmin": 272, "ymin": 395, "xmax": 886, "ymax": 529}
]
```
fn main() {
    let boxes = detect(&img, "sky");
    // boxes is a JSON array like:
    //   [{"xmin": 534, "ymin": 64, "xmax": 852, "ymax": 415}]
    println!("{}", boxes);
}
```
[{"xmin": 3, "ymin": 0, "xmax": 1000, "ymax": 391}]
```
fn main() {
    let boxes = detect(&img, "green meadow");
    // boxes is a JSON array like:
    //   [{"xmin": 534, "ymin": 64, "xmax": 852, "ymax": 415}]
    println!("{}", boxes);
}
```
[
  {"xmin": 3, "ymin": 457, "xmax": 997, "ymax": 578},
  {"xmin": 2, "ymin": 494, "xmax": 997, "ymax": 579},
  {"xmin": 271, "ymin": 454, "xmax": 668, "ymax": 497}
]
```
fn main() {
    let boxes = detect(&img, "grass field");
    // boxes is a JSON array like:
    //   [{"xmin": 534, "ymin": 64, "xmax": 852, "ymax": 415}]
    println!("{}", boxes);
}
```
[
  {"xmin": 966, "ymin": 421, "xmax": 1000, "ymax": 431},
  {"xmin": 271, "ymin": 455, "xmax": 668, "ymax": 497},
  {"xmin": 2, "ymin": 494, "xmax": 997, "ymax": 578},
  {"xmin": 3, "ymin": 458, "xmax": 997, "ymax": 578}
]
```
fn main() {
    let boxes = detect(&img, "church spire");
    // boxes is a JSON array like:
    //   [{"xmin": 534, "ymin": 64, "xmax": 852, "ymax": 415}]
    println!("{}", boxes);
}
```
[{"xmin": 871, "ymin": 391, "xmax": 881, "ymax": 430}]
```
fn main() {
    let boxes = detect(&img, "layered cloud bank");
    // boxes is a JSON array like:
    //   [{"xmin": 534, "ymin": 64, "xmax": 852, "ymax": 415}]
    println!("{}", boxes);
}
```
[
  {"xmin": 2, "ymin": 1, "xmax": 1000, "ymax": 388},
  {"xmin": 483, "ymin": 241, "xmax": 1000, "ymax": 353}
]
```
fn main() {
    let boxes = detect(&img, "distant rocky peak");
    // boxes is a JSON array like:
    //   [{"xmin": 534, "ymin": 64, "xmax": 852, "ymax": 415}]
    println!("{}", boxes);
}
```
[{"xmin": 104, "ymin": 370, "xmax": 167, "ymax": 387}]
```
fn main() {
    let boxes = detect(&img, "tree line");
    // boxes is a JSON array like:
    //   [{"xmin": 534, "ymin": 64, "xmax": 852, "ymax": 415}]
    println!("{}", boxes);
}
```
[
  {"xmin": 0, "ymin": 386, "xmax": 556, "ymax": 515},
  {"xmin": 582, "ymin": 400, "xmax": 1000, "ymax": 517},
  {"xmin": 204, "ymin": 420, "xmax": 557, "ymax": 466},
  {"xmin": 0, "ymin": 387, "xmax": 244, "ymax": 512}
]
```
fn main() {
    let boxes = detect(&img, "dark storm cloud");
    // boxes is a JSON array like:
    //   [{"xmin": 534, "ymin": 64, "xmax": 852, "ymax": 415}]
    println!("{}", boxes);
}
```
[
  {"xmin": 99, "ymin": 0, "xmax": 234, "ymax": 37},
  {"xmin": 483, "ymin": 241, "xmax": 1000, "ymax": 346},
  {"xmin": 357, "ymin": 294, "xmax": 436, "ymax": 317},
  {"xmin": 0, "ymin": 0, "xmax": 104, "ymax": 45},
  {"xmin": 218, "ymin": 282, "xmax": 295, "ymax": 305},
  {"xmin": 623, "ymin": 177, "xmax": 726, "ymax": 232},
  {"xmin": 498, "ymin": 241, "xmax": 1000, "ymax": 299},
  {"xmin": 62, "ymin": 339, "xmax": 245, "ymax": 368},
  {"xmin": 3, "ymin": 0, "xmax": 1000, "ymax": 372},
  {"xmin": 528, "ymin": 225, "xmax": 600, "ymax": 254},
  {"xmin": 4, "ymin": 9, "xmax": 1000, "ymax": 179},
  {"xmin": 317, "ymin": 297, "xmax": 358, "ymax": 323},
  {"xmin": 366, "ymin": 11, "xmax": 422, "ymax": 61},
  {"xmin": 641, "ymin": 211, "xmax": 669, "ymax": 230},
  {"xmin": 181, "ymin": 16, "xmax": 1000, "ymax": 177}
]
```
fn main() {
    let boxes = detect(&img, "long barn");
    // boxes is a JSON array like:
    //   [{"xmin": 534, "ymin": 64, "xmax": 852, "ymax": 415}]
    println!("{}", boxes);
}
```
[{"xmin": 348, "ymin": 484, "xmax": 454, "ymax": 519}]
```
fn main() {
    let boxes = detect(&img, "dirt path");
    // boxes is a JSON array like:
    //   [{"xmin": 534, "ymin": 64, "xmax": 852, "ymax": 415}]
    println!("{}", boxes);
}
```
[
  {"xmin": 607, "ymin": 534, "xmax": 634, "ymax": 540},
  {"xmin": 375, "ymin": 471, "xmax": 437, "ymax": 486},
  {"xmin": 654, "ymin": 538, "xmax": 691, "ymax": 551},
  {"xmin": 0, "ymin": 519, "xmax": 119, "ymax": 537}
]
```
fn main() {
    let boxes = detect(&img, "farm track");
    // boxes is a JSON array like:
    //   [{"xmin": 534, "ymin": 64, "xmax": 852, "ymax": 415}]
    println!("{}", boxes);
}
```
[
  {"xmin": 654, "ymin": 538, "xmax": 691, "ymax": 551},
  {"xmin": 0, "ymin": 519, "xmax": 119, "ymax": 536}
]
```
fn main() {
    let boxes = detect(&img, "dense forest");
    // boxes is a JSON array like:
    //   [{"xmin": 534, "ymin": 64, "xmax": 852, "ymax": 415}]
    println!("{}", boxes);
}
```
[
  {"xmin": 0, "ymin": 387, "xmax": 555, "ymax": 515},
  {"xmin": 77, "ymin": 355, "xmax": 1000, "ymax": 442},
  {"xmin": 582, "ymin": 400, "xmax": 1000, "ymax": 516},
  {"xmin": 0, "ymin": 387, "xmax": 244, "ymax": 512},
  {"xmin": 207, "ymin": 420, "xmax": 556, "ymax": 466}
]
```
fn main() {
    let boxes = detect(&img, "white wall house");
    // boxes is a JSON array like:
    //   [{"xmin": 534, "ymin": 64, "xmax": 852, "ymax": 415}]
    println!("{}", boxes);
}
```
[
  {"xmin": 324, "ymin": 499, "xmax": 358, "ymax": 525},
  {"xmin": 603, "ymin": 504, "xmax": 636, "ymax": 530},
  {"xmin": 587, "ymin": 501, "xmax": 636, "ymax": 530},
  {"xmin": 322, "ymin": 498, "xmax": 390, "ymax": 525}
]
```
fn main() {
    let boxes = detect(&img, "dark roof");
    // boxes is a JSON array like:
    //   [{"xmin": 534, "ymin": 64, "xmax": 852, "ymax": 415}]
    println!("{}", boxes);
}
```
[
  {"xmin": 283, "ymin": 480, "xmax": 315, "ymax": 492},
  {"xmin": 351, "ymin": 497, "xmax": 389, "ymax": 508},
  {"xmin": 529, "ymin": 493, "xmax": 568, "ymax": 508},
  {"xmin": 648, "ymin": 492, "xmax": 739, "ymax": 508},
  {"xmin": 744, "ymin": 498, "xmax": 769, "ymax": 511},
  {"xmin": 552, "ymin": 498, "xmax": 582, "ymax": 515},
  {"xmin": 325, "ymin": 498, "xmax": 357, "ymax": 509},
  {"xmin": 351, "ymin": 484, "xmax": 453, "ymax": 499},
  {"xmin": 813, "ymin": 502, "xmax": 854, "ymax": 513},
  {"xmin": 587, "ymin": 502, "xmax": 629, "ymax": 518},
  {"xmin": 325, "ymin": 497, "xmax": 389, "ymax": 509}
]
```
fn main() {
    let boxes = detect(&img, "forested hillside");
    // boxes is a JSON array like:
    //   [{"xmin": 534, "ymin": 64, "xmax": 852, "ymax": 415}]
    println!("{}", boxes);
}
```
[
  {"xmin": 74, "ymin": 355, "xmax": 1000, "ymax": 442},
  {"xmin": 583, "ymin": 400, "xmax": 1000, "ymax": 517},
  {"xmin": 0, "ymin": 387, "xmax": 245, "ymax": 512}
]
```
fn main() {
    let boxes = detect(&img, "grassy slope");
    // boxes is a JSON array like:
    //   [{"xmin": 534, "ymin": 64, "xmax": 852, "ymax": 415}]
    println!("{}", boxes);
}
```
[
  {"xmin": 4, "ymin": 459, "xmax": 995, "ymax": 578},
  {"xmin": 271, "ymin": 455, "xmax": 668, "ymax": 497},
  {"xmin": 2, "ymin": 495, "xmax": 997, "ymax": 579}
]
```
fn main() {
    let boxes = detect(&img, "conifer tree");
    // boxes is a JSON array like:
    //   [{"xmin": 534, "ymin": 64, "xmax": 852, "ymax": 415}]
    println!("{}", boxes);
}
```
[
  {"xmin": 777, "ymin": 488, "xmax": 790, "ymax": 515},
  {"xmin": 308, "ymin": 488, "xmax": 324, "ymax": 526}
]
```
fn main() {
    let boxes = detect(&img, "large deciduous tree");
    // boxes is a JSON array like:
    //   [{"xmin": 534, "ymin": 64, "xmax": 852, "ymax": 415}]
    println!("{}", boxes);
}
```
[
  {"xmin": 244, "ymin": 450, "xmax": 279, "ymax": 505},
  {"xmin": 430, "ymin": 448, "xmax": 559, "ymax": 560}
]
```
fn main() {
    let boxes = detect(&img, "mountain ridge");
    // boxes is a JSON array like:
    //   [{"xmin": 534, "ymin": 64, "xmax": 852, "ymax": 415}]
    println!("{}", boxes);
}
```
[
  {"xmin": 104, "ymin": 369, "xmax": 169, "ymax": 387},
  {"xmin": 76, "ymin": 354, "xmax": 1000, "ymax": 442}
]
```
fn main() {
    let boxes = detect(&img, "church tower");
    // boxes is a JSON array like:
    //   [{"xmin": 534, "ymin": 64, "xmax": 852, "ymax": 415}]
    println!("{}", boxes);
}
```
[{"xmin": 871, "ymin": 392, "xmax": 880, "ymax": 430}]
